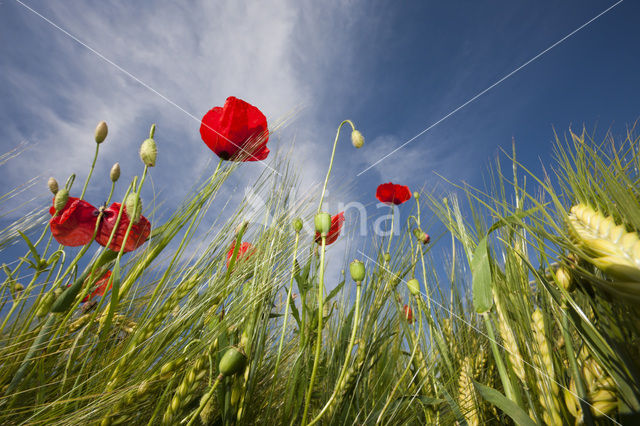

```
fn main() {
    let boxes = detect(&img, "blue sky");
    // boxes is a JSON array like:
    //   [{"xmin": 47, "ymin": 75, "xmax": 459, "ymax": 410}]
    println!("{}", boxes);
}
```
[{"xmin": 1, "ymin": 0, "xmax": 639, "ymax": 284}]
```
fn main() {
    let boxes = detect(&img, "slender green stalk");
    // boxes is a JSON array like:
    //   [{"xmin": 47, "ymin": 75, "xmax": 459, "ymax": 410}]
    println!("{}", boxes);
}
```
[
  {"xmin": 302, "ymin": 234, "xmax": 327, "ymax": 425},
  {"xmin": 317, "ymin": 120, "xmax": 356, "ymax": 212},
  {"xmin": 376, "ymin": 294, "xmax": 423, "ymax": 424},
  {"xmin": 271, "ymin": 230, "xmax": 301, "ymax": 384},
  {"xmin": 80, "ymin": 144, "xmax": 100, "ymax": 200},
  {"xmin": 308, "ymin": 281, "xmax": 362, "ymax": 426},
  {"xmin": 185, "ymin": 374, "xmax": 223, "ymax": 426}
]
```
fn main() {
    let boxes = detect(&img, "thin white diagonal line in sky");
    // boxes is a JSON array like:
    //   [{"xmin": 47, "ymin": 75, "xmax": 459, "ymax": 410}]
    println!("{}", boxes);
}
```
[
  {"xmin": 356, "ymin": 0, "xmax": 623, "ymax": 177},
  {"xmin": 12, "ymin": 0, "xmax": 281, "ymax": 176}
]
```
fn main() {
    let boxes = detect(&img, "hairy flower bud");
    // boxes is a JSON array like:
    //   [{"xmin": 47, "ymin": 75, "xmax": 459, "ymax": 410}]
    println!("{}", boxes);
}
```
[
  {"xmin": 351, "ymin": 129, "xmax": 364, "ymax": 148},
  {"xmin": 54, "ymin": 189, "xmax": 69, "ymax": 214},
  {"xmin": 139, "ymin": 138, "xmax": 157, "ymax": 167},
  {"xmin": 293, "ymin": 218, "xmax": 303, "ymax": 233},
  {"xmin": 315, "ymin": 212, "xmax": 331, "ymax": 235},
  {"xmin": 47, "ymin": 177, "xmax": 59, "ymax": 195},
  {"xmin": 94, "ymin": 121, "xmax": 108, "ymax": 144},
  {"xmin": 125, "ymin": 193, "xmax": 141, "ymax": 224},
  {"xmin": 413, "ymin": 191, "xmax": 420, "ymax": 200},
  {"xmin": 139, "ymin": 124, "xmax": 157, "ymax": 167},
  {"xmin": 110, "ymin": 163, "xmax": 121, "ymax": 182},
  {"xmin": 407, "ymin": 278, "xmax": 420, "ymax": 296},
  {"xmin": 349, "ymin": 259, "xmax": 365, "ymax": 283}
]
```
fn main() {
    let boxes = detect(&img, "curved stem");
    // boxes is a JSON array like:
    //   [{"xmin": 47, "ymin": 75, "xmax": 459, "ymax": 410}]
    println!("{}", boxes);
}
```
[
  {"xmin": 317, "ymin": 120, "xmax": 356, "ymax": 212},
  {"xmin": 80, "ymin": 144, "xmax": 100, "ymax": 200},
  {"xmin": 308, "ymin": 281, "xmax": 362, "ymax": 426},
  {"xmin": 302, "ymin": 235, "xmax": 327, "ymax": 425}
]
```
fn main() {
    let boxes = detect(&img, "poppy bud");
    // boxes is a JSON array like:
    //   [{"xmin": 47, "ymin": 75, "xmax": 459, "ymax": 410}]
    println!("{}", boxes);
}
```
[
  {"xmin": 412, "ymin": 228, "xmax": 430, "ymax": 244},
  {"xmin": 139, "ymin": 138, "xmax": 157, "ymax": 167},
  {"xmin": 235, "ymin": 220, "xmax": 249, "ymax": 236},
  {"xmin": 125, "ymin": 193, "xmax": 141, "ymax": 224},
  {"xmin": 413, "ymin": 191, "xmax": 419, "ymax": 200},
  {"xmin": 293, "ymin": 218, "xmax": 303, "ymax": 233},
  {"xmin": 315, "ymin": 212, "xmax": 332, "ymax": 235},
  {"xmin": 351, "ymin": 129, "xmax": 364, "ymax": 149},
  {"xmin": 407, "ymin": 278, "xmax": 420, "ymax": 296},
  {"xmin": 54, "ymin": 189, "xmax": 69, "ymax": 214},
  {"xmin": 219, "ymin": 346, "xmax": 247, "ymax": 376},
  {"xmin": 94, "ymin": 121, "xmax": 108, "ymax": 144},
  {"xmin": 12, "ymin": 283, "xmax": 24, "ymax": 299},
  {"xmin": 349, "ymin": 260, "xmax": 365, "ymax": 283},
  {"xmin": 48, "ymin": 177, "xmax": 59, "ymax": 195},
  {"xmin": 384, "ymin": 253, "xmax": 391, "ymax": 263},
  {"xmin": 110, "ymin": 163, "xmax": 120, "ymax": 182}
]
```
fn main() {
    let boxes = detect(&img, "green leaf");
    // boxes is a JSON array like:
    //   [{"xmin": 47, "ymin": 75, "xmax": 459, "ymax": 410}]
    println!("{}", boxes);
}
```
[
  {"xmin": 18, "ymin": 231, "xmax": 41, "ymax": 265},
  {"xmin": 289, "ymin": 295, "xmax": 301, "ymax": 329},
  {"xmin": 471, "ymin": 236, "xmax": 493, "ymax": 314},
  {"xmin": 472, "ymin": 381, "xmax": 535, "ymax": 426},
  {"xmin": 326, "ymin": 279, "xmax": 345, "ymax": 303}
]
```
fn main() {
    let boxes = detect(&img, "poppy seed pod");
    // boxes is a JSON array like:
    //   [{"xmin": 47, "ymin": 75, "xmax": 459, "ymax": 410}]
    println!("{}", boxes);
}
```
[
  {"xmin": 407, "ymin": 278, "xmax": 420, "ymax": 296},
  {"xmin": 351, "ymin": 129, "xmax": 364, "ymax": 148},
  {"xmin": 110, "ymin": 163, "xmax": 120, "ymax": 182},
  {"xmin": 94, "ymin": 121, "xmax": 108, "ymax": 144},
  {"xmin": 349, "ymin": 260, "xmax": 365, "ymax": 282},
  {"xmin": 47, "ymin": 177, "xmax": 59, "ymax": 195},
  {"xmin": 54, "ymin": 189, "xmax": 69, "ymax": 214},
  {"xmin": 219, "ymin": 347, "xmax": 247, "ymax": 376},
  {"xmin": 125, "ymin": 193, "xmax": 141, "ymax": 224},
  {"xmin": 315, "ymin": 212, "xmax": 332, "ymax": 235},
  {"xmin": 293, "ymin": 218, "xmax": 303, "ymax": 233}
]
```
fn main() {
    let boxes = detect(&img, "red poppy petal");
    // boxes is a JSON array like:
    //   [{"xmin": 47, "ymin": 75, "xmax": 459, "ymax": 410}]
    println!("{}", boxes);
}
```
[
  {"xmin": 96, "ymin": 203, "xmax": 151, "ymax": 253},
  {"xmin": 200, "ymin": 97, "xmax": 269, "ymax": 162},
  {"xmin": 226, "ymin": 241, "xmax": 254, "ymax": 267},
  {"xmin": 49, "ymin": 197, "xmax": 99, "ymax": 246},
  {"xmin": 376, "ymin": 182, "xmax": 411, "ymax": 205}
]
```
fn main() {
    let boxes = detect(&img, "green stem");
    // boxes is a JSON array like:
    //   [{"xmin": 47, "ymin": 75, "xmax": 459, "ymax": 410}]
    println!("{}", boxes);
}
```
[
  {"xmin": 386, "ymin": 205, "xmax": 395, "ymax": 257},
  {"xmin": 483, "ymin": 313, "xmax": 519, "ymax": 405},
  {"xmin": 376, "ymin": 294, "xmax": 423, "ymax": 423},
  {"xmin": 272, "ymin": 231, "xmax": 301, "ymax": 384},
  {"xmin": 80, "ymin": 144, "xmax": 100, "ymax": 200},
  {"xmin": 308, "ymin": 281, "xmax": 362, "ymax": 426},
  {"xmin": 562, "ymin": 305, "xmax": 594, "ymax": 426},
  {"xmin": 302, "ymin": 235, "xmax": 327, "ymax": 425},
  {"xmin": 317, "ymin": 120, "xmax": 356, "ymax": 212},
  {"xmin": 186, "ymin": 374, "xmax": 223, "ymax": 426}
]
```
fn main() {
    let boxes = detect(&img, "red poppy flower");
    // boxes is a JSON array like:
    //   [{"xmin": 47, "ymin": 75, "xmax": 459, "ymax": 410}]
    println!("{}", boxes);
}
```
[
  {"xmin": 403, "ymin": 304, "xmax": 414, "ymax": 324},
  {"xmin": 83, "ymin": 270, "xmax": 112, "ymax": 302},
  {"xmin": 314, "ymin": 212, "xmax": 345, "ymax": 245},
  {"xmin": 49, "ymin": 197, "xmax": 99, "ymax": 246},
  {"xmin": 376, "ymin": 182, "xmax": 411, "ymax": 205},
  {"xmin": 226, "ymin": 241, "xmax": 254, "ymax": 267},
  {"xmin": 200, "ymin": 96, "xmax": 270, "ymax": 162},
  {"xmin": 96, "ymin": 203, "xmax": 151, "ymax": 253}
]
